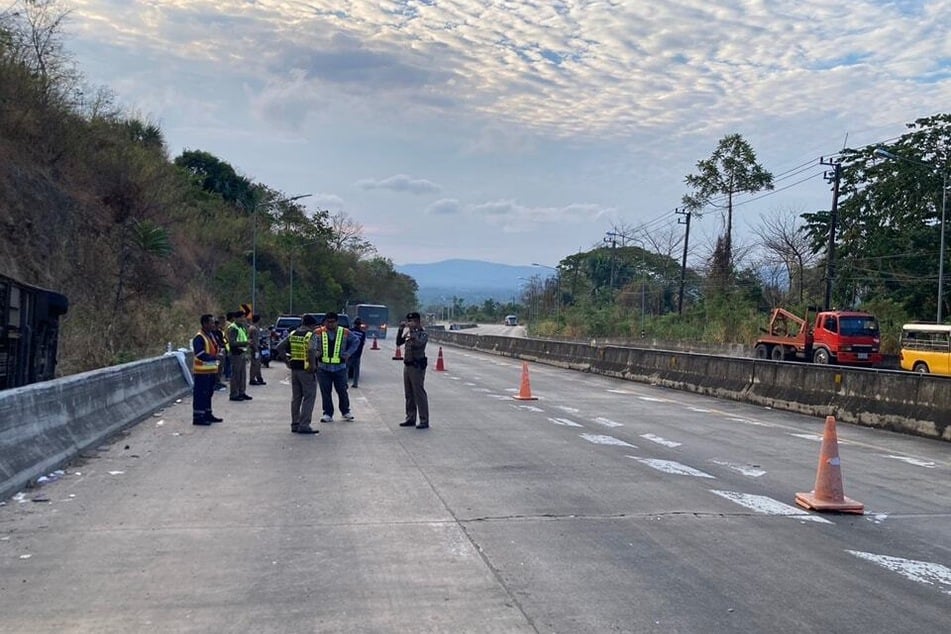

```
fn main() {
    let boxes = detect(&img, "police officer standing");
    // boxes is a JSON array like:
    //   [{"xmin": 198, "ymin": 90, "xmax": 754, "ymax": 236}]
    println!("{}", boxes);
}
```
[
  {"xmin": 228, "ymin": 311, "xmax": 252, "ymax": 401},
  {"xmin": 397, "ymin": 311, "xmax": 430, "ymax": 429},
  {"xmin": 274, "ymin": 314, "xmax": 319, "ymax": 434},
  {"xmin": 192, "ymin": 314, "xmax": 223, "ymax": 426},
  {"xmin": 248, "ymin": 314, "xmax": 266, "ymax": 385}
]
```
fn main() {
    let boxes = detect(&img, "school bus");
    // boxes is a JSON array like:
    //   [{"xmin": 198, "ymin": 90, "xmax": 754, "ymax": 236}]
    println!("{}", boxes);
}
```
[{"xmin": 899, "ymin": 323, "xmax": 951, "ymax": 375}]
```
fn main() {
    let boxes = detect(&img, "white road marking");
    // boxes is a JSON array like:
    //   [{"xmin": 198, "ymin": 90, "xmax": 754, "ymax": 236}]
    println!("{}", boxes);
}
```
[
  {"xmin": 486, "ymin": 394, "xmax": 509, "ymax": 399},
  {"xmin": 593, "ymin": 417, "xmax": 624, "ymax": 428},
  {"xmin": 640, "ymin": 433, "xmax": 682, "ymax": 448},
  {"xmin": 847, "ymin": 550, "xmax": 951, "ymax": 595},
  {"xmin": 883, "ymin": 455, "xmax": 937, "ymax": 468},
  {"xmin": 555, "ymin": 405, "xmax": 580, "ymax": 413},
  {"xmin": 866, "ymin": 513, "xmax": 889, "ymax": 524},
  {"xmin": 547, "ymin": 417, "xmax": 583, "ymax": 428},
  {"xmin": 472, "ymin": 387, "xmax": 492, "ymax": 392},
  {"xmin": 516, "ymin": 405, "xmax": 545, "ymax": 412},
  {"xmin": 638, "ymin": 396, "xmax": 672, "ymax": 402},
  {"xmin": 710, "ymin": 490, "xmax": 833, "ymax": 524},
  {"xmin": 687, "ymin": 407, "xmax": 713, "ymax": 413},
  {"xmin": 607, "ymin": 389, "xmax": 635, "ymax": 394},
  {"xmin": 709, "ymin": 460, "xmax": 767, "ymax": 478},
  {"xmin": 579, "ymin": 433, "xmax": 636, "ymax": 448},
  {"xmin": 449, "ymin": 376, "xmax": 461, "ymax": 381},
  {"xmin": 728, "ymin": 417, "xmax": 773, "ymax": 427},
  {"xmin": 790, "ymin": 433, "xmax": 824, "ymax": 442},
  {"xmin": 631, "ymin": 457, "xmax": 715, "ymax": 478}
]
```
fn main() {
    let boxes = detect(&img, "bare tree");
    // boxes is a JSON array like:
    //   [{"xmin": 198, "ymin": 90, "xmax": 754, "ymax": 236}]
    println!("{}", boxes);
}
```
[
  {"xmin": 752, "ymin": 208, "xmax": 819, "ymax": 303},
  {"xmin": 328, "ymin": 211, "xmax": 375, "ymax": 256}
]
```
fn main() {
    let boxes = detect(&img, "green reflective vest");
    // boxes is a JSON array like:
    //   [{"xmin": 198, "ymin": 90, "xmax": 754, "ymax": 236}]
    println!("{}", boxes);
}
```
[
  {"xmin": 290, "ymin": 331, "xmax": 313, "ymax": 371},
  {"xmin": 320, "ymin": 327, "xmax": 345, "ymax": 364}
]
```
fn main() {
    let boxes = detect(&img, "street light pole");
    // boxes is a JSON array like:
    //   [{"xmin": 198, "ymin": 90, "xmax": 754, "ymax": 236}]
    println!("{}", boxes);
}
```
[
  {"xmin": 532, "ymin": 263, "xmax": 560, "ymax": 319},
  {"xmin": 874, "ymin": 148, "xmax": 948, "ymax": 322},
  {"xmin": 249, "ymin": 193, "xmax": 312, "ymax": 317}
]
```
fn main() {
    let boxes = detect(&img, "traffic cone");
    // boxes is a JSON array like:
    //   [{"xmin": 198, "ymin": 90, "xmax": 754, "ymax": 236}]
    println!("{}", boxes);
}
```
[
  {"xmin": 512, "ymin": 361, "xmax": 538, "ymax": 400},
  {"xmin": 795, "ymin": 416, "xmax": 864, "ymax": 514},
  {"xmin": 435, "ymin": 346, "xmax": 446, "ymax": 371},
  {"xmin": 371, "ymin": 335, "xmax": 379, "ymax": 350},
  {"xmin": 392, "ymin": 344, "xmax": 403, "ymax": 361}
]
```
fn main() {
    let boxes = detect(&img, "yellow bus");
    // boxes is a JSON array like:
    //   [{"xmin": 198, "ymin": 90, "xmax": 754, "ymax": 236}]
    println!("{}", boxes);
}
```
[{"xmin": 899, "ymin": 323, "xmax": 951, "ymax": 375}]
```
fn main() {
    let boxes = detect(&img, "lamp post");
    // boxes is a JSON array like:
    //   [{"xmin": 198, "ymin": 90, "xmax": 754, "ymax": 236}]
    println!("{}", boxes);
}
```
[
  {"xmin": 531, "ymin": 263, "xmax": 561, "ymax": 319},
  {"xmin": 249, "ymin": 193, "xmax": 312, "ymax": 317},
  {"xmin": 874, "ymin": 148, "xmax": 948, "ymax": 322}
]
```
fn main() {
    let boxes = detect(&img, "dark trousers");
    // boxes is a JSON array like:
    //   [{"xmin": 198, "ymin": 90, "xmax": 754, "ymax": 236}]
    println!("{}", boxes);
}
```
[
  {"xmin": 193, "ymin": 373, "xmax": 216, "ymax": 420},
  {"xmin": 317, "ymin": 368, "xmax": 350, "ymax": 417},
  {"xmin": 347, "ymin": 354, "xmax": 362, "ymax": 386},
  {"xmin": 229, "ymin": 354, "xmax": 247, "ymax": 398},
  {"xmin": 403, "ymin": 364, "xmax": 429, "ymax": 425},
  {"xmin": 291, "ymin": 369, "xmax": 317, "ymax": 429}
]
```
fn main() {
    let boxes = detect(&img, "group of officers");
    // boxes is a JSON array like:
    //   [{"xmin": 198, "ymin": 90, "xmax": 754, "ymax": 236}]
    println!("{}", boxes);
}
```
[{"xmin": 191, "ymin": 310, "xmax": 431, "ymax": 434}]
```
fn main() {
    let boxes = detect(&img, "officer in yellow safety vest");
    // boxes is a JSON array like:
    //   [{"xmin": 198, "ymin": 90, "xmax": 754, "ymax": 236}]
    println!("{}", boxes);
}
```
[
  {"xmin": 228, "ymin": 311, "xmax": 252, "ymax": 401},
  {"xmin": 274, "ymin": 314, "xmax": 320, "ymax": 434},
  {"xmin": 314, "ymin": 311, "xmax": 360, "ymax": 423},
  {"xmin": 192, "ymin": 314, "xmax": 223, "ymax": 426}
]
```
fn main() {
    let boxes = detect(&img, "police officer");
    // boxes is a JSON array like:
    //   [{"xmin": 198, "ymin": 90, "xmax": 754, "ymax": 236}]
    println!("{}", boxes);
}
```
[
  {"xmin": 248, "ymin": 314, "xmax": 266, "ymax": 385},
  {"xmin": 192, "ymin": 314, "xmax": 223, "ymax": 426},
  {"xmin": 274, "ymin": 314, "xmax": 319, "ymax": 434},
  {"xmin": 228, "ymin": 311, "xmax": 252, "ymax": 401},
  {"xmin": 397, "ymin": 312, "xmax": 430, "ymax": 429}
]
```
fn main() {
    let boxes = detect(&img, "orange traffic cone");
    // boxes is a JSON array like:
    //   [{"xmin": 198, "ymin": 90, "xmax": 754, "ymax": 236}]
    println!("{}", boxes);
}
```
[
  {"xmin": 435, "ymin": 346, "xmax": 446, "ymax": 371},
  {"xmin": 392, "ymin": 344, "xmax": 403, "ymax": 361},
  {"xmin": 795, "ymin": 416, "xmax": 864, "ymax": 514},
  {"xmin": 512, "ymin": 361, "xmax": 538, "ymax": 400},
  {"xmin": 371, "ymin": 335, "xmax": 379, "ymax": 350}
]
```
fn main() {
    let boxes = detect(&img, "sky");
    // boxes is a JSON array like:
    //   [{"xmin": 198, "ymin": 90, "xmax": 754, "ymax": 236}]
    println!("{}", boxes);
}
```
[{"xmin": 59, "ymin": 0, "xmax": 951, "ymax": 267}]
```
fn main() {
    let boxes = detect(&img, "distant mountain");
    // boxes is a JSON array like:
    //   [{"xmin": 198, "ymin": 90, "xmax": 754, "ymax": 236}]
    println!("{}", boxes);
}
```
[{"xmin": 396, "ymin": 259, "xmax": 555, "ymax": 305}]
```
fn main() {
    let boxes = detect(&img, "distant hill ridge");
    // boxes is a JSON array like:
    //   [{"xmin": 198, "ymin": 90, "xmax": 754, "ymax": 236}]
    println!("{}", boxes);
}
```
[{"xmin": 396, "ymin": 259, "xmax": 555, "ymax": 304}]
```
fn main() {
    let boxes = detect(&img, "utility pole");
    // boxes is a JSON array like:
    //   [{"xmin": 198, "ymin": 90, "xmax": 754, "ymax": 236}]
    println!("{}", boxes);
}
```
[
  {"xmin": 821, "ymin": 157, "xmax": 841, "ymax": 311},
  {"xmin": 676, "ymin": 207, "xmax": 692, "ymax": 315},
  {"xmin": 604, "ymin": 232, "xmax": 619, "ymax": 290}
]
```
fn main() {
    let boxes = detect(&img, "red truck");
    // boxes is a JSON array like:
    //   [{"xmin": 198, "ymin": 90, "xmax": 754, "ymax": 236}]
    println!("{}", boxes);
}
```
[{"xmin": 753, "ymin": 308, "xmax": 882, "ymax": 366}]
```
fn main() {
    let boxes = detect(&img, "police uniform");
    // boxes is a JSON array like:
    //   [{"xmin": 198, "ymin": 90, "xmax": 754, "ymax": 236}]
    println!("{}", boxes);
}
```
[{"xmin": 397, "ymin": 312, "xmax": 429, "ymax": 429}]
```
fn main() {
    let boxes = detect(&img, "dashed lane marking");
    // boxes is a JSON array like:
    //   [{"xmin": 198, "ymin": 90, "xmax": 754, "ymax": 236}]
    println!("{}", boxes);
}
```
[
  {"xmin": 547, "ymin": 417, "xmax": 583, "ymax": 428},
  {"xmin": 579, "ymin": 433, "xmax": 636, "ymax": 448},
  {"xmin": 710, "ymin": 490, "xmax": 833, "ymax": 524},
  {"xmin": 883, "ymin": 455, "xmax": 937, "ymax": 469},
  {"xmin": 847, "ymin": 550, "xmax": 951, "ymax": 595},
  {"xmin": 709, "ymin": 459, "xmax": 766, "ymax": 478},
  {"xmin": 630, "ymin": 457, "xmax": 715, "ymax": 478},
  {"xmin": 640, "ymin": 433, "xmax": 682, "ymax": 448},
  {"xmin": 593, "ymin": 417, "xmax": 624, "ymax": 428}
]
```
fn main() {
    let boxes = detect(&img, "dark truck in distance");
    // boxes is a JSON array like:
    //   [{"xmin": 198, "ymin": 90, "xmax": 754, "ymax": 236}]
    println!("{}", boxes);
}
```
[{"xmin": 753, "ymin": 308, "xmax": 882, "ymax": 366}]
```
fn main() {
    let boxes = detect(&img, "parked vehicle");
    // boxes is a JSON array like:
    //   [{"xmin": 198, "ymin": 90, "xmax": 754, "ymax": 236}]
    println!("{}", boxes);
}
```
[
  {"xmin": 899, "ymin": 323, "xmax": 951, "ymax": 374},
  {"xmin": 272, "ymin": 315, "xmax": 302, "ymax": 342},
  {"xmin": 304, "ymin": 313, "xmax": 351, "ymax": 329},
  {"xmin": 354, "ymin": 304, "xmax": 389, "ymax": 339},
  {"xmin": 504, "ymin": 314, "xmax": 518, "ymax": 326},
  {"xmin": 753, "ymin": 307, "xmax": 882, "ymax": 366}
]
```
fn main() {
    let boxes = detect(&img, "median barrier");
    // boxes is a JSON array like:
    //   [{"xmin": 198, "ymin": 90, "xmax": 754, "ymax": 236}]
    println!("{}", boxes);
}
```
[
  {"xmin": 0, "ymin": 353, "xmax": 191, "ymax": 500},
  {"xmin": 430, "ymin": 330, "xmax": 950, "ymax": 441}
]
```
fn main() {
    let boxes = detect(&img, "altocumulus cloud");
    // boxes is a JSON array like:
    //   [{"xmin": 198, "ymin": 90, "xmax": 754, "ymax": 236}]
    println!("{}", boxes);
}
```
[{"xmin": 356, "ymin": 174, "xmax": 441, "ymax": 194}]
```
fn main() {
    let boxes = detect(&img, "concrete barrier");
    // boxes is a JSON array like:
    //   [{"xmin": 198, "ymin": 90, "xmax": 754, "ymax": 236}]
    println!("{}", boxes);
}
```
[
  {"xmin": 431, "ymin": 331, "xmax": 950, "ymax": 442},
  {"xmin": 0, "ymin": 353, "xmax": 191, "ymax": 500}
]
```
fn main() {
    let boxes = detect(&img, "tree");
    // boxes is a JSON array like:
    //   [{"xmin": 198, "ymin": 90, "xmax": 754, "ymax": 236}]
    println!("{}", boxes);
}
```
[
  {"xmin": 682, "ymin": 133, "xmax": 774, "ymax": 288},
  {"xmin": 802, "ymin": 114, "xmax": 951, "ymax": 318},
  {"xmin": 752, "ymin": 208, "xmax": 819, "ymax": 304}
]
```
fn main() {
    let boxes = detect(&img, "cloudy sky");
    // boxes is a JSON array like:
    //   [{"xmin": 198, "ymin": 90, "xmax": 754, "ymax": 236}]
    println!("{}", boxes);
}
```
[{"xmin": 62, "ymin": 0, "xmax": 951, "ymax": 266}]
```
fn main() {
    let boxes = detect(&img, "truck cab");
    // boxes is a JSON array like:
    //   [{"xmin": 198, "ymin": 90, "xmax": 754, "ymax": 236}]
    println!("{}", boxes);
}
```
[{"xmin": 754, "ymin": 308, "xmax": 882, "ymax": 366}]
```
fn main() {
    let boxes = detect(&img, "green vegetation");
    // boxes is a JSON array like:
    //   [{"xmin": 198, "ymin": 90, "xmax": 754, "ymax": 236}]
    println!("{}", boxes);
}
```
[
  {"xmin": 3, "ymin": 2, "xmax": 949, "ymax": 371},
  {"xmin": 0, "ymin": 1, "xmax": 417, "ymax": 374}
]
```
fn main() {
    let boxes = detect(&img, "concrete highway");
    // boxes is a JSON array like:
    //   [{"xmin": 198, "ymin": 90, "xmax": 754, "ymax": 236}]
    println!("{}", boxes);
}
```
[{"xmin": 1, "ymin": 343, "xmax": 949, "ymax": 633}]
